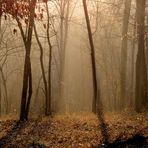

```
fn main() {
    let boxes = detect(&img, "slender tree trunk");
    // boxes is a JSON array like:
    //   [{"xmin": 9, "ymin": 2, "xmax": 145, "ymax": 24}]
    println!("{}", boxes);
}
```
[
  {"xmin": 82, "ymin": 2, "xmax": 109, "ymax": 144},
  {"xmin": 82, "ymin": 0, "xmax": 98, "ymax": 113},
  {"xmin": 46, "ymin": 2, "xmax": 52, "ymax": 115},
  {"xmin": 34, "ymin": 23, "xmax": 51, "ymax": 116},
  {"xmin": 129, "ymin": 20, "xmax": 136, "ymax": 108},
  {"xmin": 25, "ymin": 58, "xmax": 32, "ymax": 120},
  {"xmin": 59, "ymin": 1, "xmax": 70, "ymax": 112},
  {"xmin": 146, "ymin": 16, "xmax": 148, "ymax": 110},
  {"xmin": 135, "ymin": 0, "xmax": 148, "ymax": 112},
  {"xmin": 0, "ymin": 80, "xmax": 1, "ymax": 116},
  {"xmin": 120, "ymin": 0, "xmax": 131, "ymax": 110},
  {"xmin": 0, "ymin": 67, "xmax": 8, "ymax": 114},
  {"xmin": 0, "ymin": 15, "xmax": 1, "ymax": 116}
]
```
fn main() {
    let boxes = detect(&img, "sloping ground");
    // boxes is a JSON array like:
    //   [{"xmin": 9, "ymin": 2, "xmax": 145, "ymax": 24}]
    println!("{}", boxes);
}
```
[{"xmin": 0, "ymin": 113, "xmax": 147, "ymax": 148}]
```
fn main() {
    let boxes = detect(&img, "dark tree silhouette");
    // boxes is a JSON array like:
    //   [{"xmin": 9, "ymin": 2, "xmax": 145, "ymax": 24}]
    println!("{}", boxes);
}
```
[
  {"xmin": 135, "ymin": 0, "xmax": 148, "ymax": 112},
  {"xmin": 82, "ymin": 0, "xmax": 98, "ymax": 113}
]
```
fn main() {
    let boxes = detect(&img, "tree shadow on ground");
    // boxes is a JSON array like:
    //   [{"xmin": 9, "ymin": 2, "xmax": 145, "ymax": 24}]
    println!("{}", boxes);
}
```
[
  {"xmin": 0, "ymin": 121, "xmax": 26, "ymax": 147},
  {"xmin": 97, "ymin": 102, "xmax": 109, "ymax": 145},
  {"xmin": 105, "ymin": 134, "xmax": 147, "ymax": 148},
  {"xmin": 96, "ymin": 102, "xmax": 147, "ymax": 148}
]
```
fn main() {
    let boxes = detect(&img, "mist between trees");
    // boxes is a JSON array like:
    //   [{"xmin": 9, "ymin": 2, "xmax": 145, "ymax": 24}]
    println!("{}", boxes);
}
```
[{"xmin": 0, "ymin": 0, "xmax": 147, "ymax": 121}]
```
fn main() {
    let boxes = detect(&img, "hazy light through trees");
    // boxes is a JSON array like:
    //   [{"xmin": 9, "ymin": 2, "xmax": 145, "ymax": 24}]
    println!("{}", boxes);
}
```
[{"xmin": 0, "ymin": 0, "xmax": 147, "ymax": 117}]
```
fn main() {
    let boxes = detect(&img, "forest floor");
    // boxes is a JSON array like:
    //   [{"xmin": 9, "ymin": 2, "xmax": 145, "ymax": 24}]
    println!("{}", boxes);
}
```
[{"xmin": 0, "ymin": 112, "xmax": 147, "ymax": 148}]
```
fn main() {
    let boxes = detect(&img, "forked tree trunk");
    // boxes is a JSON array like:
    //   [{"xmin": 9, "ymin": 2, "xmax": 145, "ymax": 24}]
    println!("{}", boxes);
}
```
[{"xmin": 19, "ymin": 0, "xmax": 36, "ymax": 121}]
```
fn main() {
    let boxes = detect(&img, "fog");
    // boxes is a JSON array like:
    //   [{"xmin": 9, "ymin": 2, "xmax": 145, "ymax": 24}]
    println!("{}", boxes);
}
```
[{"xmin": 0, "ymin": 0, "xmax": 147, "ymax": 117}]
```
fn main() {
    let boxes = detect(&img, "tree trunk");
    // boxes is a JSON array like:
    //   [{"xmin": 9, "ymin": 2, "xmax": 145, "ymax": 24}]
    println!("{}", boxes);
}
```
[
  {"xmin": 0, "ymin": 11, "xmax": 2, "ymax": 116},
  {"xmin": 120, "ymin": 0, "xmax": 131, "ymax": 110},
  {"xmin": 59, "ymin": 1, "xmax": 70, "ymax": 112},
  {"xmin": 135, "ymin": 0, "xmax": 148, "ymax": 112},
  {"xmin": 129, "ymin": 19, "xmax": 136, "ymax": 108},
  {"xmin": 34, "ymin": 22, "xmax": 51, "ymax": 116},
  {"xmin": 19, "ymin": 0, "xmax": 36, "ymax": 121},
  {"xmin": 0, "ymin": 67, "xmax": 8, "ymax": 114},
  {"xmin": 0, "ymin": 81, "xmax": 1, "ymax": 116},
  {"xmin": 25, "ymin": 58, "xmax": 32, "ymax": 120},
  {"xmin": 20, "ymin": 54, "xmax": 30, "ymax": 120},
  {"xmin": 82, "ymin": 0, "xmax": 98, "ymax": 113},
  {"xmin": 46, "ymin": 2, "xmax": 52, "ymax": 115}
]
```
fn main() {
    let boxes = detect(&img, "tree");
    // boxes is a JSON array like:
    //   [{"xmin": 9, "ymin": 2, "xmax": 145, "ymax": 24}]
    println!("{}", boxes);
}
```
[
  {"xmin": 46, "ymin": 1, "xmax": 52, "ymax": 115},
  {"xmin": 0, "ymin": 7, "xmax": 9, "ymax": 114},
  {"xmin": 129, "ymin": 18, "xmax": 136, "ymax": 108},
  {"xmin": 0, "ymin": 12, "xmax": 2, "ymax": 115},
  {"xmin": 34, "ymin": 23, "xmax": 51, "ymax": 116},
  {"xmin": 18, "ymin": 0, "xmax": 36, "ymax": 121},
  {"xmin": 135, "ymin": 0, "xmax": 148, "ymax": 112},
  {"xmin": 33, "ymin": 1, "xmax": 53, "ymax": 116},
  {"xmin": 0, "ymin": 67, "xmax": 8, "ymax": 113},
  {"xmin": 120, "ymin": 0, "xmax": 131, "ymax": 110},
  {"xmin": 1, "ymin": 0, "xmax": 36, "ymax": 120},
  {"xmin": 56, "ymin": 0, "xmax": 71, "ymax": 111},
  {"xmin": 82, "ymin": 0, "xmax": 98, "ymax": 113}
]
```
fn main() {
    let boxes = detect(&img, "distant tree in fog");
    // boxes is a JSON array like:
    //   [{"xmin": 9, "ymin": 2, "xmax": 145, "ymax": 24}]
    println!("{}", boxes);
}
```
[
  {"xmin": 57, "ymin": 0, "xmax": 71, "ymax": 110},
  {"xmin": 0, "ymin": 12, "xmax": 8, "ymax": 114},
  {"xmin": 120, "ymin": 0, "xmax": 131, "ymax": 110}
]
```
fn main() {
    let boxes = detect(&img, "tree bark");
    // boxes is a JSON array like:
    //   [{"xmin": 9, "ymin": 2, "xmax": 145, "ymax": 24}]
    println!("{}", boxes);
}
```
[
  {"xmin": 19, "ymin": 0, "xmax": 36, "ymax": 121},
  {"xmin": 129, "ymin": 19, "xmax": 136, "ymax": 108},
  {"xmin": 135, "ymin": 0, "xmax": 148, "ymax": 112},
  {"xmin": 59, "ymin": 1, "xmax": 70, "ymax": 111},
  {"xmin": 0, "ymin": 78, "xmax": 1, "ymax": 116},
  {"xmin": 0, "ymin": 67, "xmax": 8, "ymax": 113},
  {"xmin": 46, "ymin": 2, "xmax": 52, "ymax": 115},
  {"xmin": 34, "ymin": 23, "xmax": 51, "ymax": 116},
  {"xmin": 120, "ymin": 0, "xmax": 131, "ymax": 110},
  {"xmin": 82, "ymin": 0, "xmax": 98, "ymax": 113}
]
